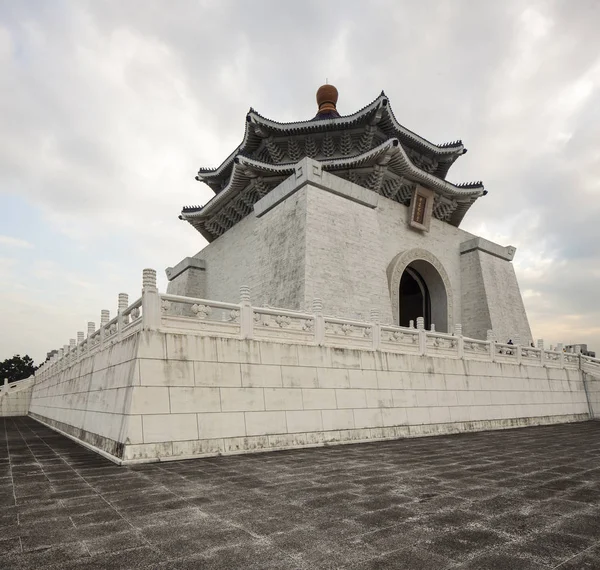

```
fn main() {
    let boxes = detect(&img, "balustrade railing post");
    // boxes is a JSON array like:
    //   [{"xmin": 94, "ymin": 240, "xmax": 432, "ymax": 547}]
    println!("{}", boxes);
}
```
[
  {"xmin": 557, "ymin": 343, "xmax": 564, "ymax": 367},
  {"xmin": 141, "ymin": 269, "xmax": 160, "ymax": 330},
  {"xmin": 417, "ymin": 317, "xmax": 426, "ymax": 355},
  {"xmin": 454, "ymin": 323, "xmax": 464, "ymax": 359},
  {"xmin": 77, "ymin": 332, "xmax": 84, "ymax": 360},
  {"xmin": 513, "ymin": 333, "xmax": 522, "ymax": 364},
  {"xmin": 87, "ymin": 322, "xmax": 95, "ymax": 354},
  {"xmin": 537, "ymin": 339, "xmax": 545, "ymax": 365},
  {"xmin": 487, "ymin": 330, "xmax": 496, "ymax": 362},
  {"xmin": 117, "ymin": 293, "xmax": 129, "ymax": 339},
  {"xmin": 313, "ymin": 299, "xmax": 325, "ymax": 346},
  {"xmin": 239, "ymin": 286, "xmax": 254, "ymax": 340},
  {"xmin": 100, "ymin": 310, "xmax": 109, "ymax": 348},
  {"xmin": 575, "ymin": 346, "xmax": 582, "ymax": 371},
  {"xmin": 370, "ymin": 309, "xmax": 381, "ymax": 351},
  {"xmin": 62, "ymin": 345, "xmax": 69, "ymax": 371}
]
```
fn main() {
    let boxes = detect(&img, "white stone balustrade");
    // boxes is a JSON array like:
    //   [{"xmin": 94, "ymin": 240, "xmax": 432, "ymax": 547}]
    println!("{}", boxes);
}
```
[{"xmin": 34, "ymin": 268, "xmax": 597, "ymax": 381}]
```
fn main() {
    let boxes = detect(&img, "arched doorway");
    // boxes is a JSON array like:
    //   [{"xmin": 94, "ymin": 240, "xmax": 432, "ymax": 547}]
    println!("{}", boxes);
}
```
[
  {"xmin": 388, "ymin": 249, "xmax": 452, "ymax": 332},
  {"xmin": 399, "ymin": 267, "xmax": 430, "ymax": 328}
]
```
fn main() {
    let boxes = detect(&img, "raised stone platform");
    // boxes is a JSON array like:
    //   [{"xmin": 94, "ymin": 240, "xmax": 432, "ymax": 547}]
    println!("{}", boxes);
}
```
[
  {"xmin": 2, "ymin": 417, "xmax": 600, "ymax": 569},
  {"xmin": 28, "ymin": 270, "xmax": 600, "ymax": 464}
]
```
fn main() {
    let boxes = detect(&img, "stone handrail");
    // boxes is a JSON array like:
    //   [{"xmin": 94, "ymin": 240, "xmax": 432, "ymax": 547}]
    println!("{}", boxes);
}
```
[
  {"xmin": 1, "ymin": 376, "xmax": 34, "ymax": 396},
  {"xmin": 35, "ymin": 294, "xmax": 145, "ymax": 383},
  {"xmin": 582, "ymin": 355, "xmax": 600, "ymax": 379},
  {"xmin": 34, "ymin": 267, "xmax": 591, "ymax": 380}
]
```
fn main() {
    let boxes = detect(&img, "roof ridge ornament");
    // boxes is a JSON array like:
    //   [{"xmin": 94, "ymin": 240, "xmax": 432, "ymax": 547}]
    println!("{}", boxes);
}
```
[{"xmin": 314, "ymin": 84, "xmax": 341, "ymax": 120}]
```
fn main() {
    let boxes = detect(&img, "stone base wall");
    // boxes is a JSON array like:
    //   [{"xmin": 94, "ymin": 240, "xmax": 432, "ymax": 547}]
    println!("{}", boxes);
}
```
[
  {"xmin": 587, "ymin": 375, "xmax": 600, "ymax": 419},
  {"xmin": 0, "ymin": 378, "xmax": 34, "ymax": 417},
  {"xmin": 121, "ymin": 332, "xmax": 589, "ymax": 462},
  {"xmin": 28, "ymin": 334, "xmax": 140, "ymax": 459},
  {"xmin": 29, "ymin": 327, "xmax": 592, "ymax": 464}
]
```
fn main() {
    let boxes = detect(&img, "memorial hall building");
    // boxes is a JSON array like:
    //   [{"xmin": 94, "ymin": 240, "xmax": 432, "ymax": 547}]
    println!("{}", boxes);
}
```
[
  {"xmin": 24, "ymin": 85, "xmax": 600, "ymax": 464},
  {"xmin": 169, "ymin": 85, "xmax": 532, "ymax": 345}
]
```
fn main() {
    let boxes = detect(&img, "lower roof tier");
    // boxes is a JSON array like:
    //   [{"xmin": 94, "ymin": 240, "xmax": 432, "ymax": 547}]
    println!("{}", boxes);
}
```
[{"xmin": 181, "ymin": 139, "xmax": 485, "ymax": 243}]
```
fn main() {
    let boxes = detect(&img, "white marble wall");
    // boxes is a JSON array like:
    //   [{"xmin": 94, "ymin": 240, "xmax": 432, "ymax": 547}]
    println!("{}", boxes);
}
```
[
  {"xmin": 168, "ymin": 189, "xmax": 309, "ymax": 311},
  {"xmin": 169, "ymin": 167, "xmax": 471, "ymax": 320},
  {"xmin": 586, "ymin": 374, "xmax": 600, "ymax": 419},
  {"xmin": 30, "ymin": 264, "xmax": 595, "ymax": 465},
  {"xmin": 28, "ymin": 334, "xmax": 140, "ymax": 458},
  {"xmin": 122, "ymin": 332, "xmax": 589, "ymax": 462},
  {"xmin": 168, "ymin": 167, "xmax": 530, "ymax": 339},
  {"xmin": 0, "ymin": 378, "xmax": 34, "ymax": 417},
  {"xmin": 461, "ymin": 247, "xmax": 532, "ymax": 344}
]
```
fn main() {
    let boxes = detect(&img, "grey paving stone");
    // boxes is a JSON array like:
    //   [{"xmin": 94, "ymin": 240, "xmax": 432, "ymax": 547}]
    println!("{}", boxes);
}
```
[
  {"xmin": 0, "ymin": 537, "xmax": 21, "ymax": 557},
  {"xmin": 3, "ymin": 417, "xmax": 600, "ymax": 569},
  {"xmin": 422, "ymin": 528, "xmax": 509, "ymax": 560},
  {"xmin": 71, "ymin": 507, "xmax": 124, "ymax": 526},
  {"xmin": 553, "ymin": 512, "xmax": 600, "ymax": 538},
  {"xmin": 556, "ymin": 545, "xmax": 600, "ymax": 569},
  {"xmin": 452, "ymin": 550, "xmax": 547, "ymax": 569},
  {"xmin": 515, "ymin": 531, "xmax": 595, "ymax": 566},
  {"xmin": 0, "ymin": 543, "xmax": 91, "ymax": 570},
  {"xmin": 487, "ymin": 511, "xmax": 557, "ymax": 537},
  {"xmin": 52, "ymin": 546, "xmax": 167, "ymax": 570},
  {"xmin": 84, "ymin": 530, "xmax": 148, "ymax": 555},
  {"xmin": 196, "ymin": 541, "xmax": 301, "ymax": 569},
  {"xmin": 356, "ymin": 546, "xmax": 454, "ymax": 570}
]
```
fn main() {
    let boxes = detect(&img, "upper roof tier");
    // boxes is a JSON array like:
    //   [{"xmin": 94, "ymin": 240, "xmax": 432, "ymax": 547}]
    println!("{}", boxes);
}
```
[{"xmin": 182, "ymin": 87, "xmax": 485, "ymax": 242}]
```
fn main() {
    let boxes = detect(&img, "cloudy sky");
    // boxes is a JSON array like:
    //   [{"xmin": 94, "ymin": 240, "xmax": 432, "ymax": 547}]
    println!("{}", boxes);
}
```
[{"xmin": 1, "ymin": 0, "xmax": 599, "ymax": 364}]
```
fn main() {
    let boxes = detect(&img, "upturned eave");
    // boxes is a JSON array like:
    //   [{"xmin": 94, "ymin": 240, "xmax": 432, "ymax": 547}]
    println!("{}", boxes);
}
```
[
  {"xmin": 182, "ymin": 138, "xmax": 484, "ymax": 234},
  {"xmin": 195, "ymin": 93, "xmax": 466, "ymax": 192}
]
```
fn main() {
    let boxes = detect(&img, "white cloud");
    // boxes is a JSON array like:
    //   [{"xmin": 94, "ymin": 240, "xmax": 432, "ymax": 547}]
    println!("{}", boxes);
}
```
[
  {"xmin": 0, "ymin": 0, "xmax": 599, "ymax": 361},
  {"xmin": 0, "ymin": 235, "xmax": 33, "ymax": 248}
]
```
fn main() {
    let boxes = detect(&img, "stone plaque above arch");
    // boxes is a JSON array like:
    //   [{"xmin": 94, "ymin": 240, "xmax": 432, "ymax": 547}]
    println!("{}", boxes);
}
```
[{"xmin": 387, "ymin": 248, "xmax": 454, "ymax": 331}]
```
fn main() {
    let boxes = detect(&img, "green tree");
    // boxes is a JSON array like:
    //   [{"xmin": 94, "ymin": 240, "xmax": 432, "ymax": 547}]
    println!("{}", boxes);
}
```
[{"xmin": 0, "ymin": 355, "xmax": 37, "ymax": 384}]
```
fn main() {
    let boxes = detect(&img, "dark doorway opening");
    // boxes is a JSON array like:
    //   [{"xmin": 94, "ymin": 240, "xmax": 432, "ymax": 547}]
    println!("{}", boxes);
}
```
[{"xmin": 399, "ymin": 267, "xmax": 430, "ymax": 328}]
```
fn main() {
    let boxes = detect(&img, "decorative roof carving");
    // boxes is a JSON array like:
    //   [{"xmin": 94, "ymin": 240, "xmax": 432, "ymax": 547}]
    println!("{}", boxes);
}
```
[{"xmin": 182, "ymin": 88, "xmax": 486, "ymax": 242}]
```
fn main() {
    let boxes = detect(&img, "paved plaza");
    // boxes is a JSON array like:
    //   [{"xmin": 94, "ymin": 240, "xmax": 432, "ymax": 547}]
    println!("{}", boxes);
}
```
[{"xmin": 2, "ymin": 418, "xmax": 600, "ymax": 569}]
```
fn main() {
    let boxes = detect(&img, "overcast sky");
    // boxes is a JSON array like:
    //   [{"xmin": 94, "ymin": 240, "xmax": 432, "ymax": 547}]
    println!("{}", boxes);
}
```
[{"xmin": 1, "ymin": 0, "xmax": 599, "ymax": 364}]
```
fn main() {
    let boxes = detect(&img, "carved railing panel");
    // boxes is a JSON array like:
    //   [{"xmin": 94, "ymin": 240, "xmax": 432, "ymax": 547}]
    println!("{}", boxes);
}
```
[
  {"xmin": 521, "ymin": 347, "xmax": 542, "ymax": 364},
  {"xmin": 564, "ymin": 353, "xmax": 580, "ymax": 368},
  {"xmin": 426, "ymin": 332, "xmax": 460, "ymax": 357},
  {"xmin": 463, "ymin": 338, "xmax": 490, "ymax": 360},
  {"xmin": 544, "ymin": 349, "xmax": 562, "ymax": 366},
  {"xmin": 121, "ymin": 298, "xmax": 143, "ymax": 336},
  {"xmin": 104, "ymin": 316, "xmax": 119, "ymax": 342},
  {"xmin": 582, "ymin": 355, "xmax": 600, "ymax": 378},
  {"xmin": 253, "ymin": 307, "xmax": 314, "ymax": 343},
  {"xmin": 324, "ymin": 317, "xmax": 373, "ymax": 349},
  {"xmin": 159, "ymin": 294, "xmax": 241, "ymax": 336},
  {"xmin": 380, "ymin": 326, "xmax": 420, "ymax": 354},
  {"xmin": 495, "ymin": 342, "xmax": 518, "ymax": 362}
]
